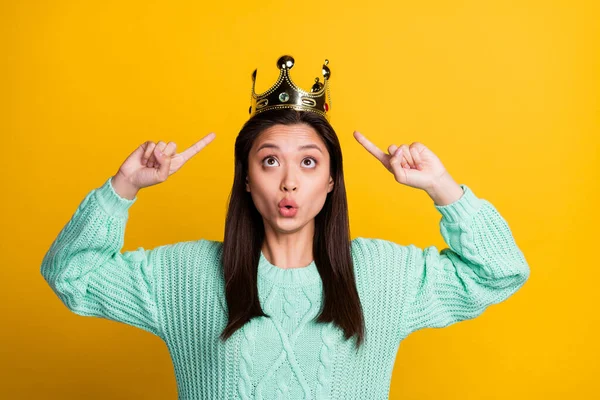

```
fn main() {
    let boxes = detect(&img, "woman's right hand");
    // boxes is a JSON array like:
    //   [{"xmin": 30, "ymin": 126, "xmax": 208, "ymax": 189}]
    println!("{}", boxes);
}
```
[{"xmin": 113, "ymin": 133, "xmax": 217, "ymax": 195}]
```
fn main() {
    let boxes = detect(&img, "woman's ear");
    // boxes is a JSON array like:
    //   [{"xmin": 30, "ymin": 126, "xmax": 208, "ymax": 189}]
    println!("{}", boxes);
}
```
[
  {"xmin": 246, "ymin": 176, "xmax": 250, "ymax": 192},
  {"xmin": 328, "ymin": 176, "xmax": 334, "ymax": 193}
]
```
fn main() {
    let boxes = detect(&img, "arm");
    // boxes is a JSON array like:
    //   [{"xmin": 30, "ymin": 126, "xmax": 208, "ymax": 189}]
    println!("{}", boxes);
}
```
[
  {"xmin": 402, "ymin": 184, "xmax": 530, "ymax": 336},
  {"xmin": 40, "ymin": 176, "xmax": 164, "ymax": 338},
  {"xmin": 350, "ymin": 133, "xmax": 530, "ymax": 337}
]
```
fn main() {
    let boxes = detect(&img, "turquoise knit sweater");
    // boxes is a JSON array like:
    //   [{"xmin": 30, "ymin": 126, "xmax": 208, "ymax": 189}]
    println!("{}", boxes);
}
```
[{"xmin": 41, "ymin": 176, "xmax": 530, "ymax": 399}]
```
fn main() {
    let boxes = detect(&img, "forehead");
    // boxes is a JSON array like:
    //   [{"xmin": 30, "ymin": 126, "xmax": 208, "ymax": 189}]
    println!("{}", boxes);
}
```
[{"xmin": 253, "ymin": 124, "xmax": 325, "ymax": 151}]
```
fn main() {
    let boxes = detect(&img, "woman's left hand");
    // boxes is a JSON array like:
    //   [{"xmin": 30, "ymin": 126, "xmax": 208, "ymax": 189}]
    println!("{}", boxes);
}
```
[{"xmin": 353, "ymin": 130, "xmax": 448, "ymax": 192}]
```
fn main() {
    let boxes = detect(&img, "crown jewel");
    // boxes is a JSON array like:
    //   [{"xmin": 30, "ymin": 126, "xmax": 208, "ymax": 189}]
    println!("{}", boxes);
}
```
[{"xmin": 249, "ymin": 55, "xmax": 331, "ymax": 119}]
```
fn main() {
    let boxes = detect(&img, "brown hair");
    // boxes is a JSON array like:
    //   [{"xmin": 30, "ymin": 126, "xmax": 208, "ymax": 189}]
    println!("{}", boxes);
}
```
[{"xmin": 220, "ymin": 108, "xmax": 365, "ymax": 349}]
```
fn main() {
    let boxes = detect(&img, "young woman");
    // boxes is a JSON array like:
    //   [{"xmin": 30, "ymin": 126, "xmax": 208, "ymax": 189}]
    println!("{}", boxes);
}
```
[{"xmin": 41, "ymin": 106, "xmax": 529, "ymax": 399}]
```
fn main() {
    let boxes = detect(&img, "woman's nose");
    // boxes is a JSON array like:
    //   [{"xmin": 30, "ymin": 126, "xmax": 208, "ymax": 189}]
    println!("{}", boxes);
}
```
[
  {"xmin": 281, "ymin": 172, "xmax": 297, "ymax": 191},
  {"xmin": 282, "ymin": 182, "xmax": 297, "ymax": 191}
]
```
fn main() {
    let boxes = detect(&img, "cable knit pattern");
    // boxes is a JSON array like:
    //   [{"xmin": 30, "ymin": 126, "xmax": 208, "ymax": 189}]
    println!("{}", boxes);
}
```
[
  {"xmin": 238, "ymin": 318, "xmax": 257, "ymax": 400},
  {"xmin": 315, "ymin": 322, "xmax": 336, "ymax": 398},
  {"xmin": 40, "ymin": 176, "xmax": 530, "ymax": 399}
]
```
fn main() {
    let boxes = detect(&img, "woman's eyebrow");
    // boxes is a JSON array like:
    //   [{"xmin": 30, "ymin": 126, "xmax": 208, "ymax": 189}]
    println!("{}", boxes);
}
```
[{"xmin": 255, "ymin": 143, "xmax": 323, "ymax": 154}]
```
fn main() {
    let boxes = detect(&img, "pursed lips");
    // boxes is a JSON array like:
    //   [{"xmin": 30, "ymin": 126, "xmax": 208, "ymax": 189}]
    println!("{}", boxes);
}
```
[{"xmin": 278, "ymin": 198, "xmax": 299, "ymax": 208}]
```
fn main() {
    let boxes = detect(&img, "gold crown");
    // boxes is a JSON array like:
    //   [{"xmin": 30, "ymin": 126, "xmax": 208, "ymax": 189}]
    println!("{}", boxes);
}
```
[{"xmin": 249, "ymin": 55, "xmax": 331, "ymax": 119}]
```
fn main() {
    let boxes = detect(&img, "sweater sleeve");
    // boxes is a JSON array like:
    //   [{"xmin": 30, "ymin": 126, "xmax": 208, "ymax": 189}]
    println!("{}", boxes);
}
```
[
  {"xmin": 402, "ymin": 184, "xmax": 530, "ymax": 336},
  {"xmin": 40, "ymin": 176, "xmax": 163, "ymax": 338}
]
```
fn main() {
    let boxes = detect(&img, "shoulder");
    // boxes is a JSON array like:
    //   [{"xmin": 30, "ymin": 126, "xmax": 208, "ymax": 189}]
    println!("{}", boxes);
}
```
[
  {"xmin": 351, "ymin": 236, "xmax": 411, "ymax": 261},
  {"xmin": 350, "ymin": 236, "xmax": 416, "ymax": 279},
  {"xmin": 349, "ymin": 237, "xmax": 415, "ymax": 321},
  {"xmin": 144, "ymin": 238, "xmax": 222, "ymax": 257},
  {"xmin": 149, "ymin": 238, "xmax": 223, "ymax": 275},
  {"xmin": 189, "ymin": 238, "xmax": 223, "ymax": 259}
]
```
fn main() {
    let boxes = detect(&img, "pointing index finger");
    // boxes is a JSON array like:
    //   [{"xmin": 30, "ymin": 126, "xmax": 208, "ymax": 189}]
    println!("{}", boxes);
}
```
[
  {"xmin": 353, "ymin": 131, "xmax": 386, "ymax": 163},
  {"xmin": 178, "ymin": 132, "xmax": 216, "ymax": 164}
]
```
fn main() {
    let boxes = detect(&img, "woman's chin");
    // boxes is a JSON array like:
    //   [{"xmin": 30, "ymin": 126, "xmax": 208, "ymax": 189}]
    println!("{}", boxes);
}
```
[{"xmin": 268, "ymin": 218, "xmax": 307, "ymax": 233}]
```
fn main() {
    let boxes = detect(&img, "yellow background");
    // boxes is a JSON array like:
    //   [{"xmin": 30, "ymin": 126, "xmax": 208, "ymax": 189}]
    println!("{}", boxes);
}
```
[{"xmin": 2, "ymin": 0, "xmax": 598, "ymax": 398}]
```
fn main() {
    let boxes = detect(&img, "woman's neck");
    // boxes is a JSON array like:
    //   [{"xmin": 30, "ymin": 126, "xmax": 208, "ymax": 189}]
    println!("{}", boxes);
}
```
[{"xmin": 261, "ymin": 222, "xmax": 315, "ymax": 269}]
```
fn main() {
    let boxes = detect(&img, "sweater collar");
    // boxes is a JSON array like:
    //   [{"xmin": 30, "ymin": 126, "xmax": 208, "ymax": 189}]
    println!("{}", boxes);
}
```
[{"xmin": 257, "ymin": 251, "xmax": 321, "ymax": 286}]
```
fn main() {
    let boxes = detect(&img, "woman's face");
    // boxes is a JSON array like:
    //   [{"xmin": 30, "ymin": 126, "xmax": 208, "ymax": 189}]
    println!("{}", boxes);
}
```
[{"xmin": 246, "ymin": 123, "xmax": 334, "ymax": 233}]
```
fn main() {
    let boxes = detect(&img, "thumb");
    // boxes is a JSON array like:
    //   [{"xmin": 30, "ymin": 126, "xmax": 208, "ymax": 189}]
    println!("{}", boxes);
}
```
[{"xmin": 154, "ymin": 147, "xmax": 171, "ymax": 181}]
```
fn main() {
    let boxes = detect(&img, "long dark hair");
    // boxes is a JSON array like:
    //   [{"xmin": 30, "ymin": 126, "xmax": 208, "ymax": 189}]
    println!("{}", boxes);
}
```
[{"xmin": 220, "ymin": 108, "xmax": 365, "ymax": 348}]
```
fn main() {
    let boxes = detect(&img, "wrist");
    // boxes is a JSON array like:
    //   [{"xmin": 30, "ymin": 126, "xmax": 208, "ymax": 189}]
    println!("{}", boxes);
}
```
[
  {"xmin": 426, "ymin": 172, "xmax": 463, "ymax": 206},
  {"xmin": 112, "ymin": 171, "xmax": 139, "ymax": 200}
]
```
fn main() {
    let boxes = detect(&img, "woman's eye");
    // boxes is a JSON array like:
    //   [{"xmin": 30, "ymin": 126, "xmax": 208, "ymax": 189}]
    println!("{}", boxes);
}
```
[
  {"xmin": 261, "ymin": 156, "xmax": 317, "ymax": 168},
  {"xmin": 263, "ymin": 156, "xmax": 280, "ymax": 167},
  {"xmin": 302, "ymin": 158, "xmax": 317, "ymax": 168}
]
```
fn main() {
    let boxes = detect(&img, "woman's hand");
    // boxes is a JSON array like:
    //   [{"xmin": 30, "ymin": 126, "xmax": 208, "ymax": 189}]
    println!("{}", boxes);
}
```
[
  {"xmin": 352, "ymin": 130, "xmax": 448, "ymax": 193},
  {"xmin": 115, "ymin": 132, "xmax": 217, "ymax": 192}
]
